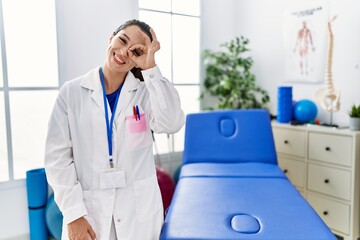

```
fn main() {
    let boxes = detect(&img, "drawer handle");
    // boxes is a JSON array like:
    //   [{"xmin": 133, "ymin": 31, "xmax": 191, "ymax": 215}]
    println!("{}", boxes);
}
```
[
  {"xmin": 324, "ymin": 179, "xmax": 330, "ymax": 184},
  {"xmin": 284, "ymin": 140, "xmax": 289, "ymax": 144},
  {"xmin": 323, "ymin": 211, "xmax": 328, "ymax": 216},
  {"xmin": 283, "ymin": 169, "xmax": 288, "ymax": 174},
  {"xmin": 325, "ymin": 146, "xmax": 331, "ymax": 151}
]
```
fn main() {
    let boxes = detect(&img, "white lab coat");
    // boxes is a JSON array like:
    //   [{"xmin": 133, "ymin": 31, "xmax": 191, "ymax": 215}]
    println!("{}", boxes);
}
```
[{"xmin": 44, "ymin": 66, "xmax": 185, "ymax": 240}]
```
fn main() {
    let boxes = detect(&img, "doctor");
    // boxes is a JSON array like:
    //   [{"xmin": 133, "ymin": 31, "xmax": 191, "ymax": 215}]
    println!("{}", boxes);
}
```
[{"xmin": 45, "ymin": 19, "xmax": 185, "ymax": 240}]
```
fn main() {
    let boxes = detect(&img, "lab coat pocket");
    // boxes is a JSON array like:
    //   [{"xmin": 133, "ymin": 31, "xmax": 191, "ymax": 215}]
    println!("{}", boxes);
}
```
[
  {"xmin": 133, "ymin": 174, "xmax": 162, "ymax": 223},
  {"xmin": 125, "ymin": 113, "xmax": 152, "ymax": 151},
  {"xmin": 99, "ymin": 169, "xmax": 126, "ymax": 189}
]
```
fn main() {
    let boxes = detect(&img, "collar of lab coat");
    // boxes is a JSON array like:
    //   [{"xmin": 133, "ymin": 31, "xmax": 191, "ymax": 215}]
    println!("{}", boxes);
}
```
[
  {"xmin": 80, "ymin": 67, "xmax": 141, "ymax": 92},
  {"xmin": 80, "ymin": 67, "xmax": 141, "ymax": 114}
]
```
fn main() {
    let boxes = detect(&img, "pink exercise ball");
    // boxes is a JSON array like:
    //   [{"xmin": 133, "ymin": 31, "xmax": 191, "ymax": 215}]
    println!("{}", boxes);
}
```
[{"xmin": 156, "ymin": 166, "xmax": 176, "ymax": 217}]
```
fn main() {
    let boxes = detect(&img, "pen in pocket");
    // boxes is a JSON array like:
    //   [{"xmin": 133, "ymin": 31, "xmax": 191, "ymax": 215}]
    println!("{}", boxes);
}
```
[
  {"xmin": 133, "ymin": 105, "xmax": 138, "ymax": 121},
  {"xmin": 136, "ymin": 105, "xmax": 140, "ymax": 120}
]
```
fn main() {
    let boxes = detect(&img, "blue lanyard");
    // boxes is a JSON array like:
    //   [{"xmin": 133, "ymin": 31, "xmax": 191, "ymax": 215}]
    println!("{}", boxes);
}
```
[{"xmin": 99, "ymin": 67, "xmax": 121, "ymax": 168}]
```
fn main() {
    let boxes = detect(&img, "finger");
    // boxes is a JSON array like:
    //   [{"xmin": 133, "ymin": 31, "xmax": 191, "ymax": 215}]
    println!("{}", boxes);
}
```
[
  {"xmin": 150, "ymin": 28, "xmax": 158, "ymax": 42},
  {"xmin": 152, "ymin": 40, "xmax": 160, "ymax": 51},
  {"xmin": 149, "ymin": 28, "xmax": 160, "ymax": 52},
  {"xmin": 127, "ymin": 50, "xmax": 137, "ymax": 65},
  {"xmin": 127, "ymin": 49, "xmax": 134, "ymax": 59},
  {"xmin": 88, "ymin": 226, "xmax": 96, "ymax": 240},
  {"xmin": 137, "ymin": 29, "xmax": 151, "ymax": 46},
  {"xmin": 129, "ymin": 44, "xmax": 146, "ymax": 52},
  {"xmin": 129, "ymin": 44, "xmax": 147, "ymax": 59}
]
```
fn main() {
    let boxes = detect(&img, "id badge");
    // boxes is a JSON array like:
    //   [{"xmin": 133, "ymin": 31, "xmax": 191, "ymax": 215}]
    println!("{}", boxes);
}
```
[{"xmin": 99, "ymin": 168, "xmax": 126, "ymax": 189}]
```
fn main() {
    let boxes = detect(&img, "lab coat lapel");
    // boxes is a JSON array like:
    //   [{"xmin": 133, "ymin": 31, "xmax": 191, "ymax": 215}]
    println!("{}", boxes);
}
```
[
  {"xmin": 91, "ymin": 88, "xmax": 106, "ymax": 113},
  {"xmin": 115, "ymin": 71, "xmax": 140, "ymax": 118},
  {"xmin": 80, "ymin": 68, "xmax": 140, "ymax": 117},
  {"xmin": 80, "ymin": 67, "xmax": 106, "ymax": 113}
]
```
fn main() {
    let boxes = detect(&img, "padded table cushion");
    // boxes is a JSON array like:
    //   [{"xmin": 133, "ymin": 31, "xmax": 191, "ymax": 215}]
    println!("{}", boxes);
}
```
[
  {"xmin": 161, "ymin": 177, "xmax": 336, "ymax": 240},
  {"xmin": 180, "ymin": 162, "xmax": 287, "ymax": 179},
  {"xmin": 183, "ymin": 110, "xmax": 277, "ymax": 165}
]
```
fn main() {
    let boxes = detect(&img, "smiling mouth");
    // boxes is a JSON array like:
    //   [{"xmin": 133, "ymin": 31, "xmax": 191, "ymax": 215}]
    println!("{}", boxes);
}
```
[{"xmin": 113, "ymin": 52, "xmax": 125, "ymax": 65}]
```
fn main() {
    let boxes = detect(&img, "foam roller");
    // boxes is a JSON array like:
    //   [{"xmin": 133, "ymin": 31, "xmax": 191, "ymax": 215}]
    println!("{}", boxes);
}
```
[
  {"xmin": 26, "ymin": 168, "xmax": 48, "ymax": 239},
  {"xmin": 26, "ymin": 168, "xmax": 47, "ymax": 208}
]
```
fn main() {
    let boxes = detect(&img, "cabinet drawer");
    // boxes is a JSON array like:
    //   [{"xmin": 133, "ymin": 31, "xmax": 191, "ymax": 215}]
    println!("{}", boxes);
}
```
[
  {"xmin": 307, "ymin": 193, "xmax": 350, "ymax": 235},
  {"xmin": 308, "ymin": 132, "xmax": 352, "ymax": 167},
  {"xmin": 308, "ymin": 164, "xmax": 351, "ymax": 201},
  {"xmin": 278, "ymin": 157, "xmax": 304, "ymax": 188},
  {"xmin": 273, "ymin": 128, "xmax": 306, "ymax": 157}
]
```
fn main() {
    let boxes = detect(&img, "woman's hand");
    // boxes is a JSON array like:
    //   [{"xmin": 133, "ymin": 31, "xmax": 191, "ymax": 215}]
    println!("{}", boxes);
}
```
[
  {"xmin": 128, "ymin": 28, "xmax": 160, "ymax": 70},
  {"xmin": 68, "ymin": 217, "xmax": 96, "ymax": 240}
]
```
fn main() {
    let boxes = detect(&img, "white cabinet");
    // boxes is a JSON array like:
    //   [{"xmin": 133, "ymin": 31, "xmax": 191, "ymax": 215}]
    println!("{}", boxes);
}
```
[{"xmin": 272, "ymin": 122, "xmax": 360, "ymax": 240}]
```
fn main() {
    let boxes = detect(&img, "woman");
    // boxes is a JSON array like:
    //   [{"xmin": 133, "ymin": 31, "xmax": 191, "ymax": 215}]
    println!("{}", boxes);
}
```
[{"xmin": 45, "ymin": 19, "xmax": 185, "ymax": 240}]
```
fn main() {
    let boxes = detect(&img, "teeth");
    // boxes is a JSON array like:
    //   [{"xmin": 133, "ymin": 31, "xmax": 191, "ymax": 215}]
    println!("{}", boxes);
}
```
[{"xmin": 114, "ymin": 54, "xmax": 124, "ymax": 64}]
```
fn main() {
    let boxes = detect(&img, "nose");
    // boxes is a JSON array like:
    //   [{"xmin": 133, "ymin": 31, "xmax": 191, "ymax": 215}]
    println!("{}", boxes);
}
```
[{"xmin": 118, "ymin": 48, "xmax": 129, "ymax": 58}]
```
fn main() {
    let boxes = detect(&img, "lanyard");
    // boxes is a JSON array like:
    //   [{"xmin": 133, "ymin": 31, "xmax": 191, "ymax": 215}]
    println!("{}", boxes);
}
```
[{"xmin": 99, "ymin": 67, "xmax": 121, "ymax": 168}]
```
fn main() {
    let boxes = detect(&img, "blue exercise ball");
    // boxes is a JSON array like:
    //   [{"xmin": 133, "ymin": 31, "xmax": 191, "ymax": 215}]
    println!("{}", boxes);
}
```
[
  {"xmin": 293, "ymin": 99, "xmax": 318, "ymax": 123},
  {"xmin": 45, "ymin": 193, "xmax": 63, "ymax": 240}
]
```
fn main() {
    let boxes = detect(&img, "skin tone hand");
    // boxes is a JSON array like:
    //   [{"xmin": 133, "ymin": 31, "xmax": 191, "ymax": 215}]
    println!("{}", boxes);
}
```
[
  {"xmin": 128, "ymin": 28, "xmax": 160, "ymax": 70},
  {"xmin": 68, "ymin": 217, "xmax": 96, "ymax": 240}
]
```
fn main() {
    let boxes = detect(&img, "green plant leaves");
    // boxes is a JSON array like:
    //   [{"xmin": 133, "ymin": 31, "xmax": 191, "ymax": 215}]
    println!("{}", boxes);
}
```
[
  {"xmin": 202, "ymin": 36, "xmax": 270, "ymax": 109},
  {"xmin": 349, "ymin": 105, "xmax": 360, "ymax": 118}
]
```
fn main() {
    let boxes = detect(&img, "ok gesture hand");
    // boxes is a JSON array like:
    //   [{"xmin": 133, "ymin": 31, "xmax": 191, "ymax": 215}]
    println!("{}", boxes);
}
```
[{"xmin": 128, "ymin": 28, "xmax": 160, "ymax": 70}]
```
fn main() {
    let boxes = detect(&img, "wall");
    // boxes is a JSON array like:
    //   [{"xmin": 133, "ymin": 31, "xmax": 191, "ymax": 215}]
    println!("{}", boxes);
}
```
[
  {"xmin": 0, "ymin": 0, "xmax": 136, "ymax": 239},
  {"xmin": 56, "ymin": 0, "xmax": 137, "ymax": 85},
  {"xmin": 200, "ymin": 0, "xmax": 239, "ymax": 109},
  {"xmin": 0, "ymin": 182, "xmax": 28, "ymax": 240},
  {"xmin": 201, "ymin": 0, "xmax": 360, "ymax": 126},
  {"xmin": 233, "ymin": 0, "xmax": 360, "ymax": 126}
]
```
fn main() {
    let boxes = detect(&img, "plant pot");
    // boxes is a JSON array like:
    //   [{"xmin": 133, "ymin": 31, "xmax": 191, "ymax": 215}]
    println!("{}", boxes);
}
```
[{"xmin": 349, "ymin": 117, "xmax": 360, "ymax": 131}]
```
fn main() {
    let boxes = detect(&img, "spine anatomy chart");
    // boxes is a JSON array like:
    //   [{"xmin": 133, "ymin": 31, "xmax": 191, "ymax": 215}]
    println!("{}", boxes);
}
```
[{"xmin": 314, "ymin": 16, "xmax": 340, "ymax": 112}]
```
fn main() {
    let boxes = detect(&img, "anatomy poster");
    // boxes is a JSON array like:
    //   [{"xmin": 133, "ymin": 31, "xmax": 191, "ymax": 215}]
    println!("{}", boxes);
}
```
[{"xmin": 283, "ymin": 1, "xmax": 328, "ymax": 83}]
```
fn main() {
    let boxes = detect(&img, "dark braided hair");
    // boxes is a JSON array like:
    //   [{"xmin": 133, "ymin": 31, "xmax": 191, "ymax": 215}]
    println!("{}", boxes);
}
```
[{"xmin": 113, "ymin": 19, "xmax": 152, "ymax": 81}]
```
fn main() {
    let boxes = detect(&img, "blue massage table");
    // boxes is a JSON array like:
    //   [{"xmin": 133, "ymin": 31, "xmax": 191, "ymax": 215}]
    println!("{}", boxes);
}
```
[{"xmin": 160, "ymin": 110, "xmax": 336, "ymax": 240}]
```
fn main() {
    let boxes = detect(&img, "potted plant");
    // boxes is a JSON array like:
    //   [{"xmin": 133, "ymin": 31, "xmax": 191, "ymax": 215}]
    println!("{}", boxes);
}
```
[
  {"xmin": 202, "ymin": 36, "xmax": 269, "ymax": 110},
  {"xmin": 349, "ymin": 104, "xmax": 360, "ymax": 131}
]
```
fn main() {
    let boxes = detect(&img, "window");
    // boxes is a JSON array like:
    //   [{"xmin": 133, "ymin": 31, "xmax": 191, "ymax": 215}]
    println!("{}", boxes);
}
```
[
  {"xmin": 0, "ymin": 0, "xmax": 59, "ymax": 182},
  {"xmin": 138, "ymin": 0, "xmax": 201, "ymax": 154},
  {"xmin": 0, "ymin": 92, "xmax": 7, "ymax": 181}
]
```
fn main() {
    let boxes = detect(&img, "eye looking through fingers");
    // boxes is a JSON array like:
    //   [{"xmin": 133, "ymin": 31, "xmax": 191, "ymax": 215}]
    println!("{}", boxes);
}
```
[{"xmin": 131, "ymin": 48, "xmax": 144, "ymax": 57}]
